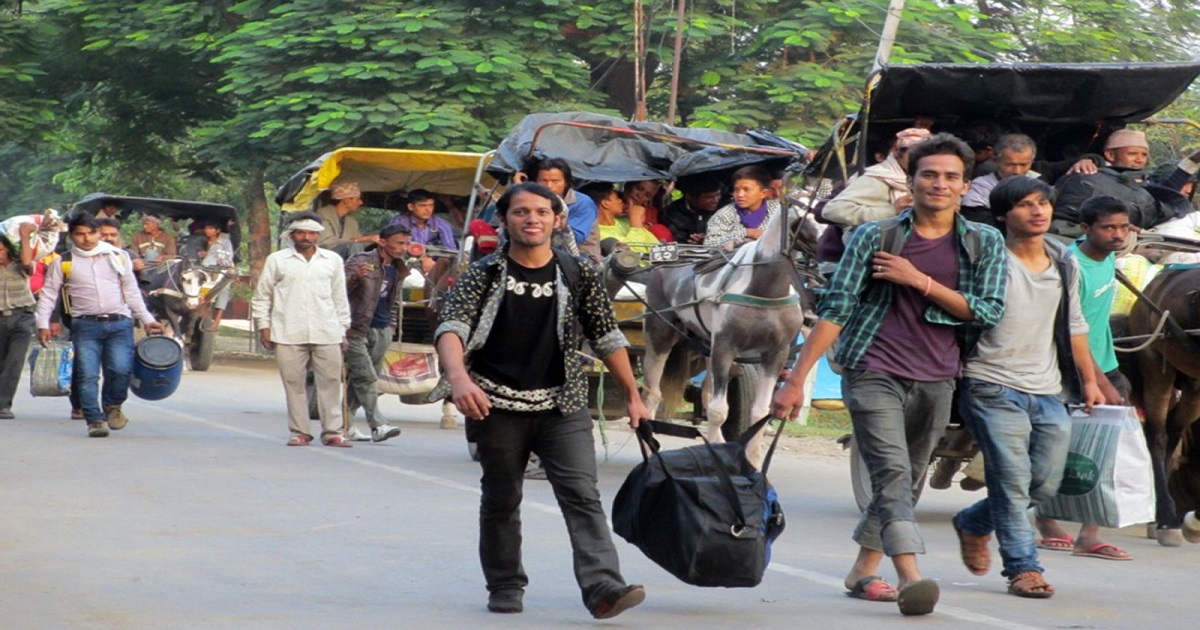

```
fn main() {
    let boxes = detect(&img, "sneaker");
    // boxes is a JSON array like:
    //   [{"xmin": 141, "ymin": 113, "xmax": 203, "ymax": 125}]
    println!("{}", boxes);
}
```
[
  {"xmin": 70, "ymin": 409, "xmax": 84, "ymax": 420},
  {"xmin": 589, "ymin": 585, "xmax": 645, "ymax": 620},
  {"xmin": 371, "ymin": 424, "xmax": 402, "ymax": 443},
  {"xmin": 346, "ymin": 425, "xmax": 372, "ymax": 442},
  {"xmin": 487, "ymin": 589, "xmax": 524, "ymax": 614},
  {"xmin": 88, "ymin": 421, "xmax": 110, "ymax": 438},
  {"xmin": 0, "ymin": 408, "xmax": 13, "ymax": 420},
  {"xmin": 105, "ymin": 405, "xmax": 128, "ymax": 430},
  {"xmin": 440, "ymin": 414, "xmax": 459, "ymax": 430}
]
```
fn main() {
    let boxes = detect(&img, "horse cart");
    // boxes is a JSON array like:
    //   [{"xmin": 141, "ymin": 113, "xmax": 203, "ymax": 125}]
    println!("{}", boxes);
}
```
[
  {"xmin": 274, "ymin": 148, "xmax": 498, "ymax": 425},
  {"xmin": 71, "ymin": 194, "xmax": 242, "ymax": 371},
  {"xmin": 806, "ymin": 61, "xmax": 1200, "ymax": 522},
  {"xmin": 484, "ymin": 112, "xmax": 815, "ymax": 447}
]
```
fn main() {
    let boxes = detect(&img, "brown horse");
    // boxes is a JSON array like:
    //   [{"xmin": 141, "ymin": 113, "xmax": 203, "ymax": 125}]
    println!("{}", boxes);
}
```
[{"xmin": 1125, "ymin": 266, "xmax": 1200, "ymax": 546}]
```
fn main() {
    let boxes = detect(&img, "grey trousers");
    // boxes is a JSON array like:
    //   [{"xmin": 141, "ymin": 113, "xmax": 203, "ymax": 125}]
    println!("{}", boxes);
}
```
[
  {"xmin": 843, "ymin": 369, "xmax": 955, "ymax": 556},
  {"xmin": 0, "ymin": 309, "xmax": 34, "ymax": 409},
  {"xmin": 275, "ymin": 343, "xmax": 343, "ymax": 438},
  {"xmin": 345, "ymin": 327, "xmax": 390, "ymax": 428}
]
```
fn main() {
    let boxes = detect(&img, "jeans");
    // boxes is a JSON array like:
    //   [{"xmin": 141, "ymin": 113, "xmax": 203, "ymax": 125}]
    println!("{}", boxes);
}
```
[
  {"xmin": 843, "ymin": 369, "xmax": 955, "ymax": 555},
  {"xmin": 474, "ymin": 407, "xmax": 628, "ymax": 609},
  {"xmin": 71, "ymin": 317, "xmax": 135, "ymax": 423},
  {"xmin": 345, "ymin": 327, "xmax": 390, "ymax": 428},
  {"xmin": 953, "ymin": 377, "xmax": 1072, "ymax": 578},
  {"xmin": 0, "ymin": 309, "xmax": 35, "ymax": 409}
]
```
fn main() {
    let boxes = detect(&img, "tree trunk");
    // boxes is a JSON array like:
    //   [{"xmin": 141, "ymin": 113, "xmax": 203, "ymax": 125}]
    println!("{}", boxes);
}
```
[{"xmin": 244, "ymin": 169, "xmax": 271, "ymax": 285}]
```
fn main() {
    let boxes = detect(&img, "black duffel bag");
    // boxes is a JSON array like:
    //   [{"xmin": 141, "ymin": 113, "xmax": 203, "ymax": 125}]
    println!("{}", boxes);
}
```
[{"xmin": 612, "ymin": 416, "xmax": 786, "ymax": 588}]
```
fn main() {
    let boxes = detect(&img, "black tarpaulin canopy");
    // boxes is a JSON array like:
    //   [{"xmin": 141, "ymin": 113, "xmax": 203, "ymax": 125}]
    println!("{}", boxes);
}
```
[
  {"xmin": 71, "ymin": 193, "xmax": 242, "ymax": 254},
  {"xmin": 809, "ymin": 61, "xmax": 1200, "ymax": 178},
  {"xmin": 486, "ymin": 112, "xmax": 807, "ymax": 184}
]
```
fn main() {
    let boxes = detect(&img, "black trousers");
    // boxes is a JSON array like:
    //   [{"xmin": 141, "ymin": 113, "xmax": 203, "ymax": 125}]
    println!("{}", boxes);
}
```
[{"xmin": 474, "ymin": 407, "xmax": 627, "ymax": 608}]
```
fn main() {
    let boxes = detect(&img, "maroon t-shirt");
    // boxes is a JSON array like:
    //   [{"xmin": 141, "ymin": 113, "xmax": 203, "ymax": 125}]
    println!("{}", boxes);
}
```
[{"xmin": 859, "ymin": 230, "xmax": 960, "ymax": 381}]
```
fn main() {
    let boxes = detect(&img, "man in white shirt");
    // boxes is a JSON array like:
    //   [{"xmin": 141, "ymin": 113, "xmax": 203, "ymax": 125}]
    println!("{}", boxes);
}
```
[{"xmin": 252, "ymin": 212, "xmax": 353, "ymax": 447}]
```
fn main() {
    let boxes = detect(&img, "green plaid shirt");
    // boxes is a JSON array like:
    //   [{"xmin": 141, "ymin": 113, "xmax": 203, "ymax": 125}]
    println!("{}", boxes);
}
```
[{"xmin": 820, "ymin": 210, "xmax": 1008, "ymax": 371}]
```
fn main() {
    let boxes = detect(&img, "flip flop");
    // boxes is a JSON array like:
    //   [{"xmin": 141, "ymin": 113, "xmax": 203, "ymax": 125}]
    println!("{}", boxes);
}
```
[
  {"xmin": 1036, "ymin": 536, "xmax": 1075, "ymax": 551},
  {"xmin": 845, "ymin": 575, "xmax": 898, "ymax": 602},
  {"xmin": 1071, "ymin": 543, "xmax": 1132, "ymax": 561},
  {"xmin": 897, "ymin": 579, "xmax": 940, "ymax": 616}
]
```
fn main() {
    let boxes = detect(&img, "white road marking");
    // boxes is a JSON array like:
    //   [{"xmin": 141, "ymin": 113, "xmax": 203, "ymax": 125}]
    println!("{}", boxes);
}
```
[{"xmin": 159, "ymin": 405, "xmax": 1042, "ymax": 627}]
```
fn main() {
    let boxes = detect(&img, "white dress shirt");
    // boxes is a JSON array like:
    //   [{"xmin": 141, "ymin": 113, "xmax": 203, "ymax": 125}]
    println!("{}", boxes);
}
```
[{"xmin": 251, "ymin": 247, "xmax": 350, "ymax": 345}]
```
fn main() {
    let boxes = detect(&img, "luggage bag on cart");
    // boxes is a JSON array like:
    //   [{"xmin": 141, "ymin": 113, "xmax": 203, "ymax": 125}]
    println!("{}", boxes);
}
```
[{"xmin": 612, "ymin": 416, "xmax": 786, "ymax": 588}]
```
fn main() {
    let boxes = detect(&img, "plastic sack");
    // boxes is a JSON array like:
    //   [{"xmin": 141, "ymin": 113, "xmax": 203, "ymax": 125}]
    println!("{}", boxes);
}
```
[
  {"xmin": 28, "ymin": 340, "xmax": 74, "ymax": 397},
  {"xmin": 376, "ymin": 342, "xmax": 440, "ymax": 396}
]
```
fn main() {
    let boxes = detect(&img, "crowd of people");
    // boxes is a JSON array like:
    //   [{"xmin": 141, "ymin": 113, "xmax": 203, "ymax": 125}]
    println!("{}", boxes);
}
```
[
  {"xmin": 774, "ymin": 127, "xmax": 1200, "ymax": 616},
  {"xmin": 4, "ymin": 122, "xmax": 1198, "ymax": 622}
]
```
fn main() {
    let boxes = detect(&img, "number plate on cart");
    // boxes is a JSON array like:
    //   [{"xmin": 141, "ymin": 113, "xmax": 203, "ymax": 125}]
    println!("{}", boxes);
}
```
[{"xmin": 650, "ymin": 244, "xmax": 679, "ymax": 262}]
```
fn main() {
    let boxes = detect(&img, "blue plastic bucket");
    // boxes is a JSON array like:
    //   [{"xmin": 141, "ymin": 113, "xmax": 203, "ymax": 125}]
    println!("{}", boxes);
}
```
[{"xmin": 130, "ymin": 336, "xmax": 184, "ymax": 400}]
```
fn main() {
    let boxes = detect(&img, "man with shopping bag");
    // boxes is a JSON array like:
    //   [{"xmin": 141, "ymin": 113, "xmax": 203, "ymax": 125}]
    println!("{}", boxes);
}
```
[
  {"xmin": 1035, "ymin": 196, "xmax": 1137, "ymax": 560},
  {"xmin": 951, "ymin": 177, "xmax": 1105, "ymax": 599}
]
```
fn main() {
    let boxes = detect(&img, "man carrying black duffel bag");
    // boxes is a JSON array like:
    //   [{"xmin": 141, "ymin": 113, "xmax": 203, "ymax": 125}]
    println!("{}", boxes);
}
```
[{"xmin": 435, "ymin": 182, "xmax": 651, "ymax": 620}]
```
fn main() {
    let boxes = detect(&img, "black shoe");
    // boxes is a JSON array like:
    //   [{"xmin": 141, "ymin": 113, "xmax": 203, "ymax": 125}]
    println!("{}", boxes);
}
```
[
  {"xmin": 589, "ymin": 584, "xmax": 645, "ymax": 619},
  {"xmin": 487, "ymin": 588, "xmax": 524, "ymax": 614}
]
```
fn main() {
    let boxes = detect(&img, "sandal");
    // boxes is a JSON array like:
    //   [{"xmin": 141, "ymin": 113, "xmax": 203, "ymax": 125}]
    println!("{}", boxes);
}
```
[
  {"xmin": 952, "ymin": 516, "xmax": 991, "ymax": 576},
  {"xmin": 286, "ymin": 434, "xmax": 312, "ymax": 446},
  {"xmin": 322, "ymin": 434, "xmax": 353, "ymax": 448},
  {"xmin": 1035, "ymin": 536, "xmax": 1075, "ymax": 552},
  {"xmin": 1071, "ymin": 542, "xmax": 1132, "ymax": 561},
  {"xmin": 1007, "ymin": 571, "xmax": 1054, "ymax": 598},
  {"xmin": 845, "ymin": 575, "xmax": 898, "ymax": 602}
]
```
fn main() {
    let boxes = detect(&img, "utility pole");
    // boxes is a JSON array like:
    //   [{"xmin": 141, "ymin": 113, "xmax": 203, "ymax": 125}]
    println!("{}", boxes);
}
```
[
  {"xmin": 667, "ymin": 0, "xmax": 686, "ymax": 125},
  {"xmin": 871, "ymin": 0, "xmax": 906, "ymax": 72},
  {"xmin": 633, "ymin": 0, "xmax": 648, "ymax": 121}
]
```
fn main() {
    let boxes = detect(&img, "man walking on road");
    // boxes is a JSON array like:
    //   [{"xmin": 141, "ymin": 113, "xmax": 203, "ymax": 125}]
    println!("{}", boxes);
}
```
[
  {"xmin": 772, "ymin": 134, "xmax": 1008, "ymax": 616},
  {"xmin": 35, "ymin": 214, "xmax": 164, "ymax": 437},
  {"xmin": 343, "ymin": 224, "xmax": 411, "ymax": 443},
  {"xmin": 951, "ymin": 176, "xmax": 1105, "ymax": 598},
  {"xmin": 252, "ymin": 212, "xmax": 353, "ymax": 447},
  {"xmin": 435, "ymin": 182, "xmax": 649, "ymax": 619},
  {"xmin": 1033, "ymin": 197, "xmax": 1133, "ymax": 560}
]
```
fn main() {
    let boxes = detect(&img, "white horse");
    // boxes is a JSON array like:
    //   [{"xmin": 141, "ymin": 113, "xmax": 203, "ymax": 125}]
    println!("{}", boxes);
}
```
[{"xmin": 640, "ymin": 201, "xmax": 821, "ymax": 468}]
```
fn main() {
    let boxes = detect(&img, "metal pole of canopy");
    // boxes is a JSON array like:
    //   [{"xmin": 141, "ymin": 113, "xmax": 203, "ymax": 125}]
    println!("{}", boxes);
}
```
[{"xmin": 871, "ymin": 0, "xmax": 907, "ymax": 73}]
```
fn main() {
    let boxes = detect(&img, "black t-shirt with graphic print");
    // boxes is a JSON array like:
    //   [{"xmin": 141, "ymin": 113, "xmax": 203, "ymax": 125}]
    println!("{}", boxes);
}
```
[{"xmin": 474, "ymin": 258, "xmax": 564, "ymax": 393}]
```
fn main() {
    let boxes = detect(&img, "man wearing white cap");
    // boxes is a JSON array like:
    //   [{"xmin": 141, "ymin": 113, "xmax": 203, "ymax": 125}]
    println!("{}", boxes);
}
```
[
  {"xmin": 252, "ymin": 212, "xmax": 353, "ymax": 447},
  {"xmin": 1053, "ymin": 129, "xmax": 1179, "ymax": 235},
  {"xmin": 317, "ymin": 181, "xmax": 375, "ymax": 257},
  {"xmin": 822, "ymin": 127, "xmax": 932, "ymax": 228}
]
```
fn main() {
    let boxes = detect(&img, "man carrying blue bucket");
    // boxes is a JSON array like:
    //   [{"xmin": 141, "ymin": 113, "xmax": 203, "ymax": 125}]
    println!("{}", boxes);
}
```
[{"xmin": 35, "ymin": 214, "xmax": 164, "ymax": 438}]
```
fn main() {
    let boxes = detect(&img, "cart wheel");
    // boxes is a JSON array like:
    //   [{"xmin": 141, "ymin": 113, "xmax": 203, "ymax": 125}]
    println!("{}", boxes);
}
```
[
  {"xmin": 849, "ymin": 435, "xmax": 928, "ymax": 511},
  {"xmin": 189, "ymin": 322, "xmax": 216, "ymax": 371},
  {"xmin": 849, "ymin": 435, "xmax": 873, "ymax": 512},
  {"xmin": 720, "ymin": 367, "xmax": 759, "ymax": 442}
]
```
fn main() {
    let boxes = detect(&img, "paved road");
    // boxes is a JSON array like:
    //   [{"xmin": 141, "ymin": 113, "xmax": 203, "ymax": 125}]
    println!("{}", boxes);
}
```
[{"xmin": 0, "ymin": 356, "xmax": 1195, "ymax": 629}]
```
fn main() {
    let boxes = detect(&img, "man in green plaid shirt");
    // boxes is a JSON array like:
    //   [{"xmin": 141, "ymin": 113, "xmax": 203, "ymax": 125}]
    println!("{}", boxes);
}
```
[{"xmin": 773, "ymin": 134, "xmax": 1007, "ymax": 616}]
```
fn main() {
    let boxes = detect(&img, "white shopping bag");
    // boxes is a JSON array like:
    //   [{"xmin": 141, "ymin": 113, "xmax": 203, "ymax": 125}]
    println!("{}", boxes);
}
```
[{"xmin": 1038, "ymin": 405, "xmax": 1154, "ymax": 528}]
